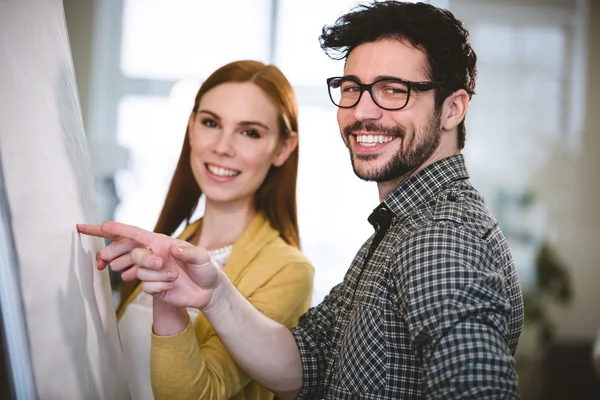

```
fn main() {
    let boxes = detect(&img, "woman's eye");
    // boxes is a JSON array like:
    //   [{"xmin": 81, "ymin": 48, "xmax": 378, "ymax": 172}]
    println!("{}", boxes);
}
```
[
  {"xmin": 242, "ymin": 129, "xmax": 261, "ymax": 139},
  {"xmin": 201, "ymin": 118, "xmax": 218, "ymax": 128}
]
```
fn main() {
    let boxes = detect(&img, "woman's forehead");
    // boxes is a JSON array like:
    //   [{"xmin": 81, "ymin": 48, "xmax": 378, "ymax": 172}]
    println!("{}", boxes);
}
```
[{"xmin": 198, "ymin": 82, "xmax": 279, "ymax": 125}]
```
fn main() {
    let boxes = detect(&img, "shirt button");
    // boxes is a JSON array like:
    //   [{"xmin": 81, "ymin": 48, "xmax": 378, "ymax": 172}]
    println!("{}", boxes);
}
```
[
  {"xmin": 447, "ymin": 193, "xmax": 457, "ymax": 202},
  {"xmin": 378, "ymin": 207, "xmax": 388, "ymax": 216}
]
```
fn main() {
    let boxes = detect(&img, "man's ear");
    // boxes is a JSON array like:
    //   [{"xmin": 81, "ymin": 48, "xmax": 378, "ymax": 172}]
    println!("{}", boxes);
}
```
[
  {"xmin": 273, "ymin": 131, "xmax": 298, "ymax": 167},
  {"xmin": 441, "ymin": 89, "xmax": 470, "ymax": 131}
]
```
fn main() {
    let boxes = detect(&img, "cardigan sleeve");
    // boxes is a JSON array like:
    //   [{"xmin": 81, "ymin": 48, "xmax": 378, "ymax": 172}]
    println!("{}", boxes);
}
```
[{"xmin": 150, "ymin": 261, "xmax": 314, "ymax": 400}]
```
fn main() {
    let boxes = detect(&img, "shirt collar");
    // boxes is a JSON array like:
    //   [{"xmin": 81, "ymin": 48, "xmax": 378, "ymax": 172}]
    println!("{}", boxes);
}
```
[{"xmin": 368, "ymin": 154, "xmax": 469, "ymax": 230}]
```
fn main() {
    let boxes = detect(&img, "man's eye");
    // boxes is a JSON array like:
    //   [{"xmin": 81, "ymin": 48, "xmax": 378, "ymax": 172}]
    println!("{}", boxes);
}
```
[
  {"xmin": 342, "ymin": 85, "xmax": 360, "ymax": 93},
  {"xmin": 383, "ymin": 87, "xmax": 407, "ymax": 94}
]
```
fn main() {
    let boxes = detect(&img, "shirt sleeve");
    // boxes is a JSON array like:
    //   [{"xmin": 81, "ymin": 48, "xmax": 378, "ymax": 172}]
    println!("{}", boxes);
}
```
[
  {"xmin": 291, "ymin": 282, "xmax": 345, "ymax": 399},
  {"xmin": 395, "ymin": 224, "xmax": 520, "ymax": 399},
  {"xmin": 150, "ymin": 261, "xmax": 314, "ymax": 400}
]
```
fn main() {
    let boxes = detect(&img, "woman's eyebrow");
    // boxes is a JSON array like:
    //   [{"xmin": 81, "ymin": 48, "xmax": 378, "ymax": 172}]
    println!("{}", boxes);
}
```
[
  {"xmin": 197, "ymin": 109, "xmax": 220, "ymax": 119},
  {"xmin": 237, "ymin": 120, "xmax": 269, "ymax": 130},
  {"xmin": 198, "ymin": 109, "xmax": 269, "ymax": 130}
]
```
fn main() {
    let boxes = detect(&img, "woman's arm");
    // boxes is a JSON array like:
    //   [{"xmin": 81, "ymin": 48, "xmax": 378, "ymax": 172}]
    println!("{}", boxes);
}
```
[{"xmin": 150, "ymin": 262, "xmax": 314, "ymax": 400}]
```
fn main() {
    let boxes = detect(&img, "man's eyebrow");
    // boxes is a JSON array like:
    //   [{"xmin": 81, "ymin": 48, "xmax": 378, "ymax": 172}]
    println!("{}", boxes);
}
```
[
  {"xmin": 342, "ymin": 74, "xmax": 362, "ymax": 82},
  {"xmin": 342, "ymin": 74, "xmax": 405, "ymax": 83}
]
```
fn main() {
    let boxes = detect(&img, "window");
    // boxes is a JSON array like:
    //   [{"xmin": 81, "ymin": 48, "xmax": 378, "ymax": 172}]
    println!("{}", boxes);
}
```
[
  {"xmin": 452, "ymin": 0, "xmax": 586, "ymax": 288},
  {"xmin": 121, "ymin": 0, "xmax": 271, "ymax": 80}
]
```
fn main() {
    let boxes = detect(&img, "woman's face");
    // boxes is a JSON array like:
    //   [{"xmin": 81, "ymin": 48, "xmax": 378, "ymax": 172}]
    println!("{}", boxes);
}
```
[{"xmin": 188, "ymin": 82, "xmax": 296, "ymax": 207}]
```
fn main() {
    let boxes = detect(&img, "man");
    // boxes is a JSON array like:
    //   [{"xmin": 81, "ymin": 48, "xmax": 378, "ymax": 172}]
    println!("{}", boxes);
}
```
[{"xmin": 81, "ymin": 2, "xmax": 524, "ymax": 398}]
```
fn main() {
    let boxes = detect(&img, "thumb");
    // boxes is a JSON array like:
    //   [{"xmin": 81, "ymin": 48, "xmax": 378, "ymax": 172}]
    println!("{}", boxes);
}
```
[
  {"xmin": 169, "ymin": 244, "xmax": 212, "ymax": 267},
  {"xmin": 169, "ymin": 244, "xmax": 220, "ymax": 290}
]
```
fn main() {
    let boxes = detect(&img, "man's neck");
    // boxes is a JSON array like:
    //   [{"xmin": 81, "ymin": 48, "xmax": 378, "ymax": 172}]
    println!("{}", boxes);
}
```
[{"xmin": 376, "ymin": 149, "xmax": 461, "ymax": 202}]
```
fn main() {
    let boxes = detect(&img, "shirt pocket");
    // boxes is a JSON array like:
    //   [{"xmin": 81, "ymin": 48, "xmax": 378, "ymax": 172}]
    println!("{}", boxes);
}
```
[{"xmin": 337, "ymin": 305, "xmax": 387, "ymax": 394}]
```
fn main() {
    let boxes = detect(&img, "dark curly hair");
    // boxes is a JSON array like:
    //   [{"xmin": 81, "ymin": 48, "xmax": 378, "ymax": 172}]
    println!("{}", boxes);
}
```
[{"xmin": 320, "ymin": 1, "xmax": 477, "ymax": 149}]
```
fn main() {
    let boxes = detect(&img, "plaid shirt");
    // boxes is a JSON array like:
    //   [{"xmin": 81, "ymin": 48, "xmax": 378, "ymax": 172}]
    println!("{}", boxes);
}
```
[{"xmin": 291, "ymin": 155, "xmax": 524, "ymax": 399}]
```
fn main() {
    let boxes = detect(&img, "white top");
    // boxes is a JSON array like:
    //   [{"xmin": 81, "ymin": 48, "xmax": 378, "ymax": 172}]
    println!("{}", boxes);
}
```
[{"xmin": 118, "ymin": 245, "xmax": 233, "ymax": 400}]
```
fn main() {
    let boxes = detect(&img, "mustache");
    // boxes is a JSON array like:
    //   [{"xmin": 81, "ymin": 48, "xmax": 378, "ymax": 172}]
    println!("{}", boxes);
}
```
[{"xmin": 342, "ymin": 121, "xmax": 405, "ymax": 139}]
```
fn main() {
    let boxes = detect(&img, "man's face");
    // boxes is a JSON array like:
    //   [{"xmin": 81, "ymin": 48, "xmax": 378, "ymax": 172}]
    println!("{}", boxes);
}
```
[{"xmin": 338, "ymin": 39, "xmax": 442, "ymax": 183}]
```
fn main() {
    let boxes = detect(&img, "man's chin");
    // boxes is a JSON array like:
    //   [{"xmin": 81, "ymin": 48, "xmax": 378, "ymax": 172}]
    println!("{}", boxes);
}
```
[
  {"xmin": 351, "ymin": 159, "xmax": 385, "ymax": 182},
  {"xmin": 351, "ymin": 155, "xmax": 417, "ymax": 183}
]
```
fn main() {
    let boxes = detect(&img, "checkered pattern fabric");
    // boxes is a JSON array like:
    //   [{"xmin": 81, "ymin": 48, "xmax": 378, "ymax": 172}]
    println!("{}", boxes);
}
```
[{"xmin": 291, "ymin": 155, "xmax": 524, "ymax": 399}]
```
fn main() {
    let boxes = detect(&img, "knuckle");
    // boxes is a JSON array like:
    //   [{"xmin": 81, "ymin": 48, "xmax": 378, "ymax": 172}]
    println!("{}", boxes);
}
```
[{"xmin": 130, "ymin": 247, "xmax": 145, "ymax": 262}]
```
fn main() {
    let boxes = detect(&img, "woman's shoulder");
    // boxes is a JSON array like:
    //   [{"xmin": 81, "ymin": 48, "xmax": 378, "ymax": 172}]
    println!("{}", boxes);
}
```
[
  {"xmin": 233, "ymin": 236, "xmax": 314, "ymax": 303},
  {"xmin": 234, "ymin": 213, "xmax": 313, "ymax": 271},
  {"xmin": 176, "ymin": 219, "xmax": 202, "ymax": 241},
  {"xmin": 251, "ymin": 236, "xmax": 314, "ymax": 275}
]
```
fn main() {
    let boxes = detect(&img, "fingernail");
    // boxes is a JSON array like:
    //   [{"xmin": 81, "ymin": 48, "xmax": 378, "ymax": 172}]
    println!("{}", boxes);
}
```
[
  {"xmin": 176, "ymin": 246, "xmax": 185, "ymax": 254},
  {"xmin": 151, "ymin": 258, "xmax": 162, "ymax": 268},
  {"xmin": 166, "ymin": 269, "xmax": 177, "ymax": 280},
  {"xmin": 166, "ymin": 282, "xmax": 175, "ymax": 288}
]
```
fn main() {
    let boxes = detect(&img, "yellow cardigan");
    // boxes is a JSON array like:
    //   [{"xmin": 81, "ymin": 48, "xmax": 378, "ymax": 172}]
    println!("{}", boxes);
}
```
[{"xmin": 124, "ymin": 213, "xmax": 314, "ymax": 400}]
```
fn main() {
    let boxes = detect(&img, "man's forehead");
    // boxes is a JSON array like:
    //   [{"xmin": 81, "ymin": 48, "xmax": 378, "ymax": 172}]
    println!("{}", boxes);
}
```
[{"xmin": 343, "ymin": 39, "xmax": 429, "ymax": 82}]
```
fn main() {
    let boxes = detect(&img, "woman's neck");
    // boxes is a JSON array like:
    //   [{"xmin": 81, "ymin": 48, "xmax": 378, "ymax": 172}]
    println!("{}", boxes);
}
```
[{"xmin": 195, "ymin": 198, "xmax": 257, "ymax": 251}]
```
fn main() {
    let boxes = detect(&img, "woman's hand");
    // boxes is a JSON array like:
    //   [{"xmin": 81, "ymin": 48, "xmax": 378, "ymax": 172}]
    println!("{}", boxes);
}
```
[
  {"xmin": 77, "ymin": 222, "xmax": 223, "ymax": 310},
  {"xmin": 76, "ymin": 223, "xmax": 150, "ymax": 281}
]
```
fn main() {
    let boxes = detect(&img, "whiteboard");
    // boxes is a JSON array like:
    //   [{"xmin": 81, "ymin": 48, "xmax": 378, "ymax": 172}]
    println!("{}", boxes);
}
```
[{"xmin": 0, "ymin": 1, "xmax": 129, "ymax": 399}]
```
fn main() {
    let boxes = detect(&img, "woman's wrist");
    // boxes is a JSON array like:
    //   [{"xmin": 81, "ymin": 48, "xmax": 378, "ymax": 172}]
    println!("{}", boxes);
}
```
[{"xmin": 152, "ymin": 296, "xmax": 189, "ymax": 336}]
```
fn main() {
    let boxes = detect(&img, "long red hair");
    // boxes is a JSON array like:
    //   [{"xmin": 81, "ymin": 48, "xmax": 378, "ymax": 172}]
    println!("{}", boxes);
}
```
[{"xmin": 118, "ymin": 60, "xmax": 300, "ymax": 313}]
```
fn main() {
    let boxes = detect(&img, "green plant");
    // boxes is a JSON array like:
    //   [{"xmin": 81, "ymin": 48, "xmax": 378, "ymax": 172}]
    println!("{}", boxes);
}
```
[{"xmin": 523, "ymin": 241, "xmax": 573, "ymax": 347}]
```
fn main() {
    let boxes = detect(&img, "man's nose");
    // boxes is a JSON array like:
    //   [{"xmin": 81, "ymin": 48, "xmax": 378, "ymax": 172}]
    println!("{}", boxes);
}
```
[{"xmin": 353, "ymin": 90, "xmax": 383, "ymax": 122}]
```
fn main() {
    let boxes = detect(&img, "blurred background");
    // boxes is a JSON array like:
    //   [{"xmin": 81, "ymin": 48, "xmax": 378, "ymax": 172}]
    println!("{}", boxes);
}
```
[{"xmin": 63, "ymin": 0, "xmax": 599, "ymax": 398}]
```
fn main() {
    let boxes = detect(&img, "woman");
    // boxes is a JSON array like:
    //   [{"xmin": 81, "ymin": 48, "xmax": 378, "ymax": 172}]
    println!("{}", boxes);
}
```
[{"xmin": 79, "ymin": 60, "xmax": 313, "ymax": 400}]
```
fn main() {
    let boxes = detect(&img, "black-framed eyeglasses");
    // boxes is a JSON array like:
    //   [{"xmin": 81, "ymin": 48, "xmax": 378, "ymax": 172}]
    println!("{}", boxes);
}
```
[{"xmin": 326, "ymin": 76, "xmax": 443, "ymax": 111}]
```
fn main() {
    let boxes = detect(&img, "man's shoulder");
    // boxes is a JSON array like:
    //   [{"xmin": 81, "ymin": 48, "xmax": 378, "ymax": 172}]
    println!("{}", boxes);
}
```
[
  {"xmin": 428, "ymin": 179, "xmax": 498, "ymax": 240},
  {"xmin": 389, "ymin": 180, "xmax": 504, "ymax": 256},
  {"xmin": 386, "ymin": 180, "xmax": 510, "ymax": 271}
]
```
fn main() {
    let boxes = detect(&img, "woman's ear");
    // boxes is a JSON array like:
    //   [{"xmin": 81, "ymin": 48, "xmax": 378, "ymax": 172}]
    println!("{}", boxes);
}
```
[
  {"xmin": 273, "ymin": 131, "xmax": 298, "ymax": 167},
  {"xmin": 187, "ymin": 114, "xmax": 194, "ymax": 137}
]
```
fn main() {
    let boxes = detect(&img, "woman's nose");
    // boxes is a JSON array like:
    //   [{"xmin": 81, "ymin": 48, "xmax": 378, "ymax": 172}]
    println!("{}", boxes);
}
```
[{"xmin": 212, "ymin": 131, "xmax": 236, "ymax": 157}]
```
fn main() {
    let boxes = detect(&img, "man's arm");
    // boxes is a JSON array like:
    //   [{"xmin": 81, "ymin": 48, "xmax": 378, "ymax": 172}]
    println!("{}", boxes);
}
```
[
  {"xmin": 205, "ymin": 276, "xmax": 345, "ymax": 399},
  {"xmin": 396, "ymin": 225, "xmax": 521, "ymax": 399},
  {"xmin": 201, "ymin": 267, "xmax": 304, "ymax": 397}
]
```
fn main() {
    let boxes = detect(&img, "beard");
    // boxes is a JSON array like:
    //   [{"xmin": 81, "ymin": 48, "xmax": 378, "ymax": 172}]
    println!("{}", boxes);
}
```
[{"xmin": 342, "ymin": 110, "xmax": 441, "ymax": 183}]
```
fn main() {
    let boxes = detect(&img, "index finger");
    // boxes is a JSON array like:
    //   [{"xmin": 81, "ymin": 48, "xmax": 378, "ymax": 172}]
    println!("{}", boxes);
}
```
[
  {"xmin": 77, "ymin": 224, "xmax": 119, "ymax": 240},
  {"xmin": 100, "ymin": 221, "xmax": 158, "ymax": 247}
]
